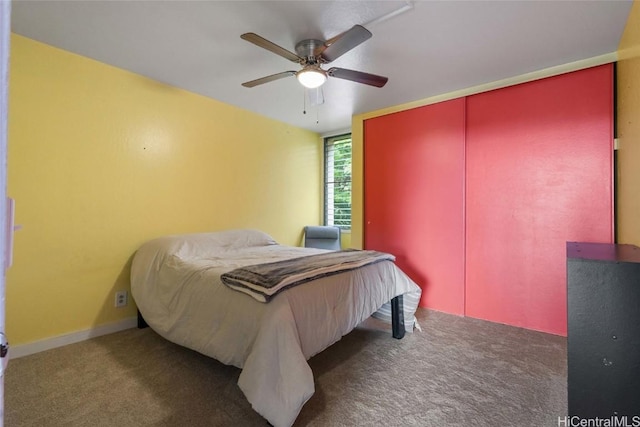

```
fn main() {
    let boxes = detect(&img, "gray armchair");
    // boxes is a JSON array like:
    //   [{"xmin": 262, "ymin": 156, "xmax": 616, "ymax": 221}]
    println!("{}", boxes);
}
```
[{"xmin": 303, "ymin": 226, "xmax": 341, "ymax": 250}]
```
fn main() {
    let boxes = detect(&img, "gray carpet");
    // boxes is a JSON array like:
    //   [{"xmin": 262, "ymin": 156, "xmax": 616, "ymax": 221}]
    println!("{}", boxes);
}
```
[{"xmin": 5, "ymin": 309, "xmax": 567, "ymax": 426}]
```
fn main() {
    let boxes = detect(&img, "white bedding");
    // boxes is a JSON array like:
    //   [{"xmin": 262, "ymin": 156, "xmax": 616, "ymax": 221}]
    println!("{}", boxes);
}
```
[{"xmin": 130, "ymin": 229, "xmax": 422, "ymax": 427}]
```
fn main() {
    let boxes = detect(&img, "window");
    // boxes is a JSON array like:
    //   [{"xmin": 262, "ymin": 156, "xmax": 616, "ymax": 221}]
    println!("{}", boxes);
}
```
[{"xmin": 324, "ymin": 133, "xmax": 352, "ymax": 230}]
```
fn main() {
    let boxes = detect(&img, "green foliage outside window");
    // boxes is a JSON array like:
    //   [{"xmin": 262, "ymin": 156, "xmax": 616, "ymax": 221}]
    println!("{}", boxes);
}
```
[{"xmin": 325, "ymin": 134, "xmax": 352, "ymax": 230}]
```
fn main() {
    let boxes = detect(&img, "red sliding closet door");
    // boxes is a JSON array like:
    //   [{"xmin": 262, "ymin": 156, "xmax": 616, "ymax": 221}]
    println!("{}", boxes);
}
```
[
  {"xmin": 364, "ymin": 98, "xmax": 466, "ymax": 314},
  {"xmin": 465, "ymin": 64, "xmax": 614, "ymax": 335}
]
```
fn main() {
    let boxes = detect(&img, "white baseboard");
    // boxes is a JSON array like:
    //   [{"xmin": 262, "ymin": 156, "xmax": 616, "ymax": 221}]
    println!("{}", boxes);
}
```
[{"xmin": 10, "ymin": 317, "xmax": 138, "ymax": 359}]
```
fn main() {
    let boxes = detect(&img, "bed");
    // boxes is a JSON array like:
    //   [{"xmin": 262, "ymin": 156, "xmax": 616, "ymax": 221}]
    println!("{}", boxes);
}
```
[{"xmin": 130, "ymin": 229, "xmax": 422, "ymax": 427}]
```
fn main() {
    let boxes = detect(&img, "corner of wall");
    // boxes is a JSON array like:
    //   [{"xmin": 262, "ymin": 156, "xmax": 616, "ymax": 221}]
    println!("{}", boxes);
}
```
[
  {"xmin": 350, "ymin": 115, "xmax": 364, "ymax": 249},
  {"xmin": 616, "ymin": 1, "xmax": 640, "ymax": 247}
]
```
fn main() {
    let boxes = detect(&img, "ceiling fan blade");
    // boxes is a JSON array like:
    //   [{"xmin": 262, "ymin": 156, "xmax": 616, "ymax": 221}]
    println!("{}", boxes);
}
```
[
  {"xmin": 327, "ymin": 67, "xmax": 388, "ymax": 88},
  {"xmin": 242, "ymin": 71, "xmax": 296, "ymax": 88},
  {"xmin": 320, "ymin": 25, "xmax": 372, "ymax": 63},
  {"xmin": 241, "ymin": 33, "xmax": 303, "ymax": 63}
]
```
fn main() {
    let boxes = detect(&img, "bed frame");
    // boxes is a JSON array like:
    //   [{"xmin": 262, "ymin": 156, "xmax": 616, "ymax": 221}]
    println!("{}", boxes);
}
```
[{"xmin": 137, "ymin": 295, "xmax": 405, "ymax": 339}]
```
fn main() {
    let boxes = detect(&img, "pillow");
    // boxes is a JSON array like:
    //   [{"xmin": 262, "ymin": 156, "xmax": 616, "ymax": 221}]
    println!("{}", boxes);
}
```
[
  {"xmin": 142, "ymin": 229, "xmax": 278, "ymax": 261},
  {"xmin": 209, "ymin": 229, "xmax": 278, "ymax": 249}
]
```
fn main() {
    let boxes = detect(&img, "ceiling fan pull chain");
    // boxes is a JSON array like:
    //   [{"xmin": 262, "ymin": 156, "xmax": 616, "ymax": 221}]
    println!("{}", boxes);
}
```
[{"xmin": 303, "ymin": 88, "xmax": 307, "ymax": 115}]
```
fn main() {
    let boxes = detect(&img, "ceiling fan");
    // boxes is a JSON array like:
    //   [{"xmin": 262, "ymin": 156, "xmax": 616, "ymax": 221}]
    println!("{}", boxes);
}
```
[{"xmin": 240, "ymin": 25, "xmax": 388, "ymax": 89}]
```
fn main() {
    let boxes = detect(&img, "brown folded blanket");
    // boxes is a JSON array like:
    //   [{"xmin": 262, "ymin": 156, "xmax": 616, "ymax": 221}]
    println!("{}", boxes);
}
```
[{"xmin": 221, "ymin": 249, "xmax": 395, "ymax": 302}]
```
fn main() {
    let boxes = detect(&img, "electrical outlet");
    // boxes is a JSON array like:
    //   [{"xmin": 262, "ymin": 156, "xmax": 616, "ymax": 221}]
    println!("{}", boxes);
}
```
[{"xmin": 115, "ymin": 290, "xmax": 128, "ymax": 308}]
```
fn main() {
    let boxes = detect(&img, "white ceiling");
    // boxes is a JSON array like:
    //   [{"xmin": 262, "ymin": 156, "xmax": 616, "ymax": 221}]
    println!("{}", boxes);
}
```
[{"xmin": 10, "ymin": 0, "xmax": 633, "ymax": 135}]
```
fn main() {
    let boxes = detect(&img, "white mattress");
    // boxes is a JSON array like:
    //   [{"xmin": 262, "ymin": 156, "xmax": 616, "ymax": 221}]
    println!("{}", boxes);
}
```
[{"xmin": 130, "ymin": 229, "xmax": 422, "ymax": 427}]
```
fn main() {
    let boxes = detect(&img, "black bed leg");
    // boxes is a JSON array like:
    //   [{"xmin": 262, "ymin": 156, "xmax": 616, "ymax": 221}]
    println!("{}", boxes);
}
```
[
  {"xmin": 391, "ymin": 295, "xmax": 405, "ymax": 339},
  {"xmin": 137, "ymin": 310, "xmax": 149, "ymax": 329}
]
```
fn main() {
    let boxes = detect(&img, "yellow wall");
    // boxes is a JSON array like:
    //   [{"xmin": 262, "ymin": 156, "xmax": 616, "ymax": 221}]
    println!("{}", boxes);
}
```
[
  {"xmin": 617, "ymin": 0, "xmax": 640, "ymax": 247},
  {"xmin": 7, "ymin": 34, "xmax": 321, "ymax": 345}
]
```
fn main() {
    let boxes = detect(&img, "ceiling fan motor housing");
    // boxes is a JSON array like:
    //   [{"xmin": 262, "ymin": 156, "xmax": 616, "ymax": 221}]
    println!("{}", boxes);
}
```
[{"xmin": 295, "ymin": 39, "xmax": 325, "ymax": 64}]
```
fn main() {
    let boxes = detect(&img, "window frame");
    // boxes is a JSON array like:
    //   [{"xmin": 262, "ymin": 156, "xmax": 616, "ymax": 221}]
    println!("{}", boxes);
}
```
[{"xmin": 323, "ymin": 133, "xmax": 352, "ymax": 231}]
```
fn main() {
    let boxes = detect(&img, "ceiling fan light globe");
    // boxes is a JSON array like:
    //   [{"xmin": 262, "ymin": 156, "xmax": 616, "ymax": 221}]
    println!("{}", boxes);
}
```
[{"xmin": 297, "ymin": 68, "xmax": 327, "ymax": 89}]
